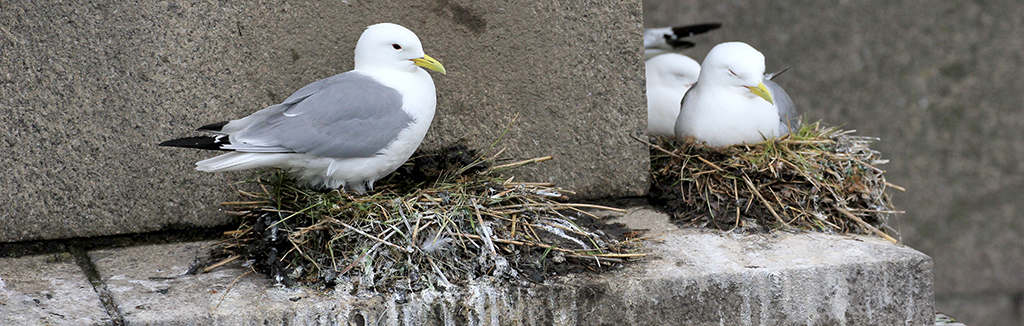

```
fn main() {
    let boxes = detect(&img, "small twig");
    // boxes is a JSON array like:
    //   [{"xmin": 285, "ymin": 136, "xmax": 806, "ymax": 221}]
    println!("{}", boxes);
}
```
[
  {"xmin": 836, "ymin": 207, "xmax": 898, "ymax": 244},
  {"xmin": 473, "ymin": 200, "xmax": 498, "ymax": 256},
  {"xmin": 456, "ymin": 233, "xmax": 571, "ymax": 253},
  {"xmin": 556, "ymin": 203, "xmax": 627, "ymax": 213},
  {"xmin": 338, "ymin": 245, "xmax": 375, "ymax": 276},
  {"xmin": 427, "ymin": 256, "xmax": 453, "ymax": 288},
  {"xmin": 695, "ymin": 155, "xmax": 725, "ymax": 172},
  {"xmin": 765, "ymin": 185, "xmax": 795, "ymax": 223},
  {"xmin": 211, "ymin": 269, "xmax": 253, "ymax": 314},
  {"xmin": 222, "ymin": 229, "xmax": 251, "ymax": 237},
  {"xmin": 234, "ymin": 189, "xmax": 264, "ymax": 199},
  {"xmin": 884, "ymin": 181, "xmax": 906, "ymax": 192},
  {"xmin": 629, "ymin": 134, "xmax": 682, "ymax": 159},
  {"xmin": 692, "ymin": 170, "xmax": 720, "ymax": 177},
  {"xmin": 491, "ymin": 203, "xmax": 626, "ymax": 213},
  {"xmin": 452, "ymin": 232, "xmax": 644, "ymax": 258},
  {"xmin": 203, "ymin": 255, "xmax": 241, "ymax": 273},
  {"xmin": 260, "ymin": 208, "xmax": 297, "ymax": 214},
  {"xmin": 338, "ymin": 228, "xmax": 399, "ymax": 275},
  {"xmin": 564, "ymin": 254, "xmax": 623, "ymax": 264},
  {"xmin": 743, "ymin": 175, "xmax": 789, "ymax": 227},
  {"xmin": 846, "ymin": 208, "xmax": 906, "ymax": 214},
  {"xmin": 778, "ymin": 139, "xmax": 833, "ymax": 145},
  {"xmin": 588, "ymin": 253, "xmax": 646, "ymax": 258},
  {"xmin": 220, "ymin": 201, "xmax": 270, "ymax": 206},
  {"xmin": 337, "ymin": 221, "xmax": 412, "ymax": 253},
  {"xmin": 509, "ymin": 213, "xmax": 520, "ymax": 240},
  {"xmin": 509, "ymin": 182, "xmax": 557, "ymax": 187},
  {"xmin": 287, "ymin": 237, "xmax": 321, "ymax": 274},
  {"xmin": 489, "ymin": 156, "xmax": 554, "ymax": 171},
  {"xmin": 727, "ymin": 178, "xmax": 741, "ymax": 232}
]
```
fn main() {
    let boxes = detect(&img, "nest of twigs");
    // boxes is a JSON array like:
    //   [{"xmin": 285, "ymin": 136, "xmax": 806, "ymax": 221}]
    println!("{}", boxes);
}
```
[
  {"xmin": 216, "ymin": 144, "xmax": 644, "ymax": 291},
  {"xmin": 644, "ymin": 122, "xmax": 903, "ymax": 241}
]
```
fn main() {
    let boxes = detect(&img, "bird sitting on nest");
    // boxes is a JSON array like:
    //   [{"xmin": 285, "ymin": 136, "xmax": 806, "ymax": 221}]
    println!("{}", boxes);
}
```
[
  {"xmin": 160, "ymin": 23, "xmax": 447, "ymax": 194},
  {"xmin": 674, "ymin": 42, "xmax": 798, "ymax": 146}
]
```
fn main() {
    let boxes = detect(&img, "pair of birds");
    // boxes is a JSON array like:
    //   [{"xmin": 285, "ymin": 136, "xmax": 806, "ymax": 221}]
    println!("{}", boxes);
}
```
[
  {"xmin": 644, "ymin": 24, "xmax": 798, "ymax": 146},
  {"xmin": 160, "ymin": 23, "xmax": 798, "ymax": 195}
]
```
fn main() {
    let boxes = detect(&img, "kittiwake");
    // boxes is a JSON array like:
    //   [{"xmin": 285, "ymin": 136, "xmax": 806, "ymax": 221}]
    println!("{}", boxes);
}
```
[
  {"xmin": 643, "ymin": 22, "xmax": 721, "ymax": 60},
  {"xmin": 646, "ymin": 53, "xmax": 701, "ymax": 136},
  {"xmin": 159, "ymin": 23, "xmax": 447, "ymax": 194},
  {"xmin": 674, "ymin": 42, "xmax": 798, "ymax": 146}
]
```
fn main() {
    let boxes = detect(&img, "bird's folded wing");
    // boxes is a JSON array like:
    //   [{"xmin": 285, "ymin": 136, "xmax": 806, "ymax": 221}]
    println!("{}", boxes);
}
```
[
  {"xmin": 226, "ymin": 71, "xmax": 414, "ymax": 159},
  {"xmin": 765, "ymin": 79, "xmax": 799, "ymax": 132}
]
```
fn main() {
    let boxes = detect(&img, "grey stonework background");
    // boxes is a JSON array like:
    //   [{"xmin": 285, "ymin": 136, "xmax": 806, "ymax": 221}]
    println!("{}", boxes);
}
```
[
  {"xmin": 643, "ymin": 0, "xmax": 1024, "ymax": 325},
  {"xmin": 0, "ymin": 1, "xmax": 647, "ymax": 242}
]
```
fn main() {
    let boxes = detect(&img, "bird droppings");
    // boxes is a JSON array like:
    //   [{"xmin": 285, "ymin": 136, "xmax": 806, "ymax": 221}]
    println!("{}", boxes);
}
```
[
  {"xmin": 211, "ymin": 144, "xmax": 644, "ymax": 292},
  {"xmin": 644, "ymin": 122, "xmax": 902, "ymax": 241}
]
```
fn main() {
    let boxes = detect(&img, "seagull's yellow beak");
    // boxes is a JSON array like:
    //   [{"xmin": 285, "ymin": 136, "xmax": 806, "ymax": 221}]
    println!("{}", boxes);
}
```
[
  {"xmin": 746, "ymin": 82, "xmax": 774, "ymax": 105},
  {"xmin": 412, "ymin": 54, "xmax": 446, "ymax": 75}
]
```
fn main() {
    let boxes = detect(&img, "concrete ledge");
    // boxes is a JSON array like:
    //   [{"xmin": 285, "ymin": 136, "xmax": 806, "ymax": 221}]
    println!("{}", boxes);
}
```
[
  {"xmin": 0, "ymin": 252, "xmax": 109, "ymax": 325},
  {"xmin": 74, "ymin": 208, "xmax": 933, "ymax": 325}
]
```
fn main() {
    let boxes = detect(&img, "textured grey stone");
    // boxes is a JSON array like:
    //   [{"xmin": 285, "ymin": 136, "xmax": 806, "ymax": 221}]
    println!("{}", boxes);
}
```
[
  {"xmin": 0, "ymin": 253, "xmax": 108, "ymax": 325},
  {"xmin": 0, "ymin": 0, "xmax": 647, "ymax": 242},
  {"xmin": 644, "ymin": 0, "xmax": 1024, "ymax": 324},
  {"xmin": 88, "ymin": 209, "xmax": 933, "ymax": 325}
]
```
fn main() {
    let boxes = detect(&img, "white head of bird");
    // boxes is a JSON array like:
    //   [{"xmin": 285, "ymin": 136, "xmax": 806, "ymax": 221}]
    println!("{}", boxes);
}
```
[
  {"xmin": 646, "ymin": 53, "xmax": 701, "ymax": 90},
  {"xmin": 355, "ymin": 23, "xmax": 446, "ymax": 75},
  {"xmin": 675, "ymin": 41, "xmax": 786, "ymax": 146},
  {"xmin": 698, "ymin": 42, "xmax": 773, "ymax": 105}
]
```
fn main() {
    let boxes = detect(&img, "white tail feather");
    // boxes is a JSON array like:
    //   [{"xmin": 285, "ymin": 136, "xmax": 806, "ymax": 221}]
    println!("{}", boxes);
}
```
[{"xmin": 196, "ymin": 152, "xmax": 289, "ymax": 171}]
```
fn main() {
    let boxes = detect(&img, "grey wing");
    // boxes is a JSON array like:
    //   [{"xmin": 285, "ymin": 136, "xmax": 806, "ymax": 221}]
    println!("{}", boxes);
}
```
[
  {"xmin": 227, "ymin": 71, "xmax": 412, "ymax": 158},
  {"xmin": 207, "ymin": 77, "xmax": 354, "ymax": 136},
  {"xmin": 765, "ymin": 79, "xmax": 799, "ymax": 134}
]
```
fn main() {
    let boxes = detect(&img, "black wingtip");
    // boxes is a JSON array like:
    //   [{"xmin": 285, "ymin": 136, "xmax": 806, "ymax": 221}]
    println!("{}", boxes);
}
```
[
  {"xmin": 670, "ymin": 22, "xmax": 723, "ymax": 38},
  {"xmin": 197, "ymin": 121, "xmax": 229, "ymax": 132},
  {"xmin": 159, "ymin": 136, "xmax": 233, "ymax": 151},
  {"xmin": 765, "ymin": 67, "xmax": 792, "ymax": 81},
  {"xmin": 664, "ymin": 40, "xmax": 696, "ymax": 49}
]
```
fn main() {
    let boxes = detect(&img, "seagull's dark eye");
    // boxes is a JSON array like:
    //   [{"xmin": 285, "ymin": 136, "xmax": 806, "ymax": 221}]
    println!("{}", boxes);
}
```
[
  {"xmin": 728, "ymin": 69, "xmax": 738, "ymax": 77},
  {"xmin": 392, "ymin": 43, "xmax": 402, "ymax": 50}
]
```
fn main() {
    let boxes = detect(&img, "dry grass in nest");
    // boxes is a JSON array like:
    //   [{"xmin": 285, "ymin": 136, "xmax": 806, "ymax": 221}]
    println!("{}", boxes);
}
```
[
  {"xmin": 214, "ymin": 144, "xmax": 644, "ymax": 292},
  {"xmin": 643, "ymin": 122, "xmax": 903, "ymax": 242}
]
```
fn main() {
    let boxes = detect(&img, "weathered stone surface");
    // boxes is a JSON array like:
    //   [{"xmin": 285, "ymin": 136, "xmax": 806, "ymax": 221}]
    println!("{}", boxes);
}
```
[
  {"xmin": 644, "ymin": 1, "xmax": 1024, "ymax": 325},
  {"xmin": 89, "ymin": 209, "xmax": 933, "ymax": 325},
  {"xmin": 0, "ymin": 252, "xmax": 108, "ymax": 325},
  {"xmin": 0, "ymin": 0, "xmax": 647, "ymax": 242}
]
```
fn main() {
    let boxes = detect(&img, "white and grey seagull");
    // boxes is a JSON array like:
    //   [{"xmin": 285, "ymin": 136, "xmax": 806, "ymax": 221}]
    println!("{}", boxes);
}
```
[
  {"xmin": 674, "ymin": 41, "xmax": 798, "ymax": 146},
  {"xmin": 160, "ymin": 23, "xmax": 446, "ymax": 194}
]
